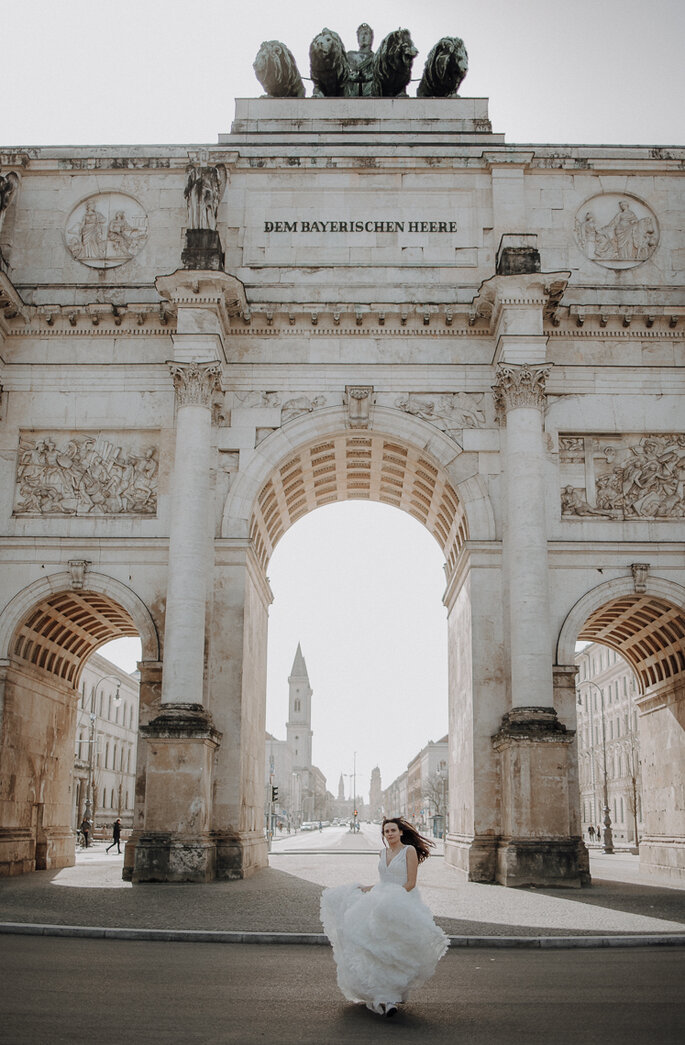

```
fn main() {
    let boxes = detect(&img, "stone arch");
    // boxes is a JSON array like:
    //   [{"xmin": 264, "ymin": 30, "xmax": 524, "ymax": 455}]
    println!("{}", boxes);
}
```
[
  {"xmin": 556, "ymin": 574, "xmax": 685, "ymax": 880},
  {"xmin": 221, "ymin": 406, "xmax": 496, "ymax": 569},
  {"xmin": 0, "ymin": 572, "xmax": 159, "ymax": 876},
  {"xmin": 556, "ymin": 575, "xmax": 685, "ymax": 693},
  {"xmin": 0, "ymin": 570, "xmax": 160, "ymax": 678}
]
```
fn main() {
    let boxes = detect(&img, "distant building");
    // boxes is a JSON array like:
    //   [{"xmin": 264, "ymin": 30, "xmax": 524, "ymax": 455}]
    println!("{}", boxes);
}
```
[
  {"xmin": 73, "ymin": 652, "xmax": 139, "ymax": 833},
  {"xmin": 575, "ymin": 643, "xmax": 643, "ymax": 845},
  {"xmin": 369, "ymin": 766, "xmax": 383, "ymax": 821},
  {"xmin": 265, "ymin": 644, "xmax": 327, "ymax": 827},
  {"xmin": 406, "ymin": 736, "xmax": 448, "ymax": 831}
]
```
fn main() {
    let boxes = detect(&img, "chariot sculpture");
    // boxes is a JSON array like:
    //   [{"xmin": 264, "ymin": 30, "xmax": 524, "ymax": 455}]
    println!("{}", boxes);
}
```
[{"xmin": 253, "ymin": 24, "xmax": 468, "ymax": 99}]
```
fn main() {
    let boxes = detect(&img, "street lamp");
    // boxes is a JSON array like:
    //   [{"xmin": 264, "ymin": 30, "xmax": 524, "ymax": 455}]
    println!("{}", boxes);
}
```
[
  {"xmin": 577, "ymin": 678, "xmax": 614, "ymax": 854},
  {"xmin": 83, "ymin": 674, "xmax": 121, "ymax": 826},
  {"xmin": 344, "ymin": 753, "xmax": 359, "ymax": 832}
]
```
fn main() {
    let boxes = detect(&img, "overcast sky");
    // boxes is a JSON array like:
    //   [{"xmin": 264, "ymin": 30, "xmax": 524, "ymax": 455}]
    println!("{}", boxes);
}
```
[{"xmin": 7, "ymin": 0, "xmax": 677, "ymax": 798}]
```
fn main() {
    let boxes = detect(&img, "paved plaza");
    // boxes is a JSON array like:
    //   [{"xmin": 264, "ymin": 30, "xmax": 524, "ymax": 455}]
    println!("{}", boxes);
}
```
[{"xmin": 1, "ymin": 825, "xmax": 683, "ymax": 942}]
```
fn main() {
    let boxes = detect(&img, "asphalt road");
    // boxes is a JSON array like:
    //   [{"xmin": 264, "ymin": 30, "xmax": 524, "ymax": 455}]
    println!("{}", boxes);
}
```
[{"xmin": 1, "ymin": 936, "xmax": 683, "ymax": 1045}]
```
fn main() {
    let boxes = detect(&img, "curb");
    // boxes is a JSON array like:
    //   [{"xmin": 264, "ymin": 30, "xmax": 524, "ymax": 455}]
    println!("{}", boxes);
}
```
[{"xmin": 1, "ymin": 923, "xmax": 684, "ymax": 948}]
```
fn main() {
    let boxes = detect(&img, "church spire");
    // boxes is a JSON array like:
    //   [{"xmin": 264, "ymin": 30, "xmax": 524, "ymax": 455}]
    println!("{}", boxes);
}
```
[{"xmin": 290, "ymin": 642, "xmax": 308, "ymax": 680}]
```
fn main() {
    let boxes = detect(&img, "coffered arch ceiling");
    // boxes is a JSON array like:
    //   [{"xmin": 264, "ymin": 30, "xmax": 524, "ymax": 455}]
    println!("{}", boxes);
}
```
[
  {"xmin": 249, "ymin": 431, "xmax": 468, "ymax": 576},
  {"xmin": 11, "ymin": 590, "xmax": 139, "ymax": 687},
  {"xmin": 578, "ymin": 595, "xmax": 685, "ymax": 692}
]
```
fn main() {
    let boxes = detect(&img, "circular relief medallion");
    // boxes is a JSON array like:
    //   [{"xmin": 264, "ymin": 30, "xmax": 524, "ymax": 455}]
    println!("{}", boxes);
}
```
[
  {"xmin": 65, "ymin": 192, "xmax": 149, "ymax": 269},
  {"xmin": 574, "ymin": 193, "xmax": 659, "ymax": 269}
]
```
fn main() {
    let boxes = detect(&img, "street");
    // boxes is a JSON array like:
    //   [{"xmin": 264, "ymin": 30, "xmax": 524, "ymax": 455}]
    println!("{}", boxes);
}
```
[{"xmin": 1, "ymin": 935, "xmax": 683, "ymax": 1044}]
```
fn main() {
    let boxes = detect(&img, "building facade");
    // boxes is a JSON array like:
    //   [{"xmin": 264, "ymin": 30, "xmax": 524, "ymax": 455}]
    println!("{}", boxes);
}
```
[
  {"xmin": 73, "ymin": 652, "xmax": 139, "ymax": 834},
  {"xmin": 575, "ymin": 643, "xmax": 643, "ymax": 847},
  {"xmin": 1, "ymin": 71, "xmax": 683, "ymax": 884}
]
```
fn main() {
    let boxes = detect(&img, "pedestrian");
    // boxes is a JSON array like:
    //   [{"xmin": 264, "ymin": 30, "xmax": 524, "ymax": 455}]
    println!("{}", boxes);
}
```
[
  {"xmin": 320, "ymin": 816, "xmax": 448, "ymax": 1018},
  {"xmin": 106, "ymin": 818, "xmax": 122, "ymax": 854},
  {"xmin": 597, "ymin": 824, "xmax": 602, "ymax": 841},
  {"xmin": 319, "ymin": 820, "xmax": 322, "ymax": 833},
  {"xmin": 588, "ymin": 825, "xmax": 595, "ymax": 841},
  {"xmin": 80, "ymin": 817, "xmax": 91, "ymax": 848}
]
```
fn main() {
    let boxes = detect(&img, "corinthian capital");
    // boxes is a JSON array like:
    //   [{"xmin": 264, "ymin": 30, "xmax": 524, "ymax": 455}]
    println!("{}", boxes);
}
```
[
  {"xmin": 169, "ymin": 360, "xmax": 222, "ymax": 408},
  {"xmin": 493, "ymin": 363, "xmax": 551, "ymax": 422}
]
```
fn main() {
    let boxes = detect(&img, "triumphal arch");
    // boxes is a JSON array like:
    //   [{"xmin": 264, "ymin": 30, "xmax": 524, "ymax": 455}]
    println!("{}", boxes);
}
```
[{"xmin": 0, "ymin": 27, "xmax": 683, "ymax": 886}]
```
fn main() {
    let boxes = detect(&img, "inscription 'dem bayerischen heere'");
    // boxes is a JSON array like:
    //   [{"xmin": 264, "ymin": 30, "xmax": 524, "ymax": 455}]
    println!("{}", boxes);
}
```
[{"xmin": 264, "ymin": 219, "xmax": 458, "ymax": 233}]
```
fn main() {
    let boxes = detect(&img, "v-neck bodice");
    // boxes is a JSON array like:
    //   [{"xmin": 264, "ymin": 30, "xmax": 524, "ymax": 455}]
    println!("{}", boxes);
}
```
[{"xmin": 378, "ymin": 844, "xmax": 408, "ymax": 885}]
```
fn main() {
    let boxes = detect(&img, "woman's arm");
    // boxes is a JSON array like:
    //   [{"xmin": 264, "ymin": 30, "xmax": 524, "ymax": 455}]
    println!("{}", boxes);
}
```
[{"xmin": 404, "ymin": 846, "xmax": 418, "ymax": 891}]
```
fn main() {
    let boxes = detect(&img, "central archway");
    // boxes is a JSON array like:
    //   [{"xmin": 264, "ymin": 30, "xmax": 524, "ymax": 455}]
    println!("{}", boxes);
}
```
[{"xmin": 212, "ymin": 410, "xmax": 501, "ymax": 881}]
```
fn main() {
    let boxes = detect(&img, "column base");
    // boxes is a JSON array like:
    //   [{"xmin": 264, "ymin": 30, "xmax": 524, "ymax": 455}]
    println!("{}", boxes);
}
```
[
  {"xmin": 492, "ymin": 706, "xmax": 590, "ymax": 887},
  {"xmin": 35, "ymin": 826, "xmax": 75, "ymax": 871},
  {"xmin": 0, "ymin": 827, "xmax": 36, "ymax": 876},
  {"xmin": 639, "ymin": 837, "xmax": 685, "ymax": 882},
  {"xmin": 132, "ymin": 832, "xmax": 217, "ymax": 883},
  {"xmin": 445, "ymin": 833, "xmax": 498, "ymax": 882},
  {"xmin": 496, "ymin": 837, "xmax": 590, "ymax": 888},
  {"xmin": 215, "ymin": 830, "xmax": 268, "ymax": 880}
]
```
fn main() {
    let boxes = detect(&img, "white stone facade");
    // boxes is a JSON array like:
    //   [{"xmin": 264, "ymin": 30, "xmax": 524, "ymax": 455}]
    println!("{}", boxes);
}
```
[
  {"xmin": 575, "ymin": 643, "xmax": 643, "ymax": 847},
  {"xmin": 73, "ymin": 653, "xmax": 139, "ymax": 833},
  {"xmin": 0, "ymin": 96, "xmax": 683, "ymax": 884}
]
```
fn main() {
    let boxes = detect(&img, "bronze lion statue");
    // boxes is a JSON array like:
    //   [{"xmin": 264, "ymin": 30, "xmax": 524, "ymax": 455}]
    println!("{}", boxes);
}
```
[
  {"xmin": 417, "ymin": 36, "xmax": 468, "ymax": 97},
  {"xmin": 372, "ymin": 28, "xmax": 418, "ymax": 97},
  {"xmin": 253, "ymin": 40, "xmax": 306, "ymax": 98},
  {"xmin": 309, "ymin": 28, "xmax": 351, "ymax": 97}
]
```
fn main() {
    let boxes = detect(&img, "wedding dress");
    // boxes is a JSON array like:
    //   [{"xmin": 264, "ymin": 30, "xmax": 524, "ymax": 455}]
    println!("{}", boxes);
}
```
[{"xmin": 320, "ymin": 845, "xmax": 448, "ymax": 1010}]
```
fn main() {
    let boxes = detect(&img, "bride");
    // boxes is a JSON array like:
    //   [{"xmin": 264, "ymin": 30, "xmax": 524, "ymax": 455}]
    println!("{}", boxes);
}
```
[{"xmin": 320, "ymin": 817, "xmax": 448, "ymax": 1017}]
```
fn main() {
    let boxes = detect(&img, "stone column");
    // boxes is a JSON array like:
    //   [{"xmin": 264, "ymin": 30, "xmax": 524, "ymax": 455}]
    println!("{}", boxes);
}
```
[
  {"xmin": 492, "ymin": 362, "xmax": 587, "ymax": 886},
  {"xmin": 133, "ymin": 361, "xmax": 223, "ymax": 883},
  {"xmin": 162, "ymin": 360, "xmax": 221, "ymax": 707},
  {"xmin": 494, "ymin": 361, "xmax": 553, "ymax": 710}
]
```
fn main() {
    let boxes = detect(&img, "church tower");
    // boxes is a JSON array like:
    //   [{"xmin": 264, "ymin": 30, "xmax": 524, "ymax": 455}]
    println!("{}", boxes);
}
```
[{"xmin": 286, "ymin": 643, "xmax": 313, "ymax": 769}]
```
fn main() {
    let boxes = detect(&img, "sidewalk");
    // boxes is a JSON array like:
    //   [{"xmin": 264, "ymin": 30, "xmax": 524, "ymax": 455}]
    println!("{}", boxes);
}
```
[{"xmin": 1, "ymin": 836, "xmax": 683, "ymax": 946}]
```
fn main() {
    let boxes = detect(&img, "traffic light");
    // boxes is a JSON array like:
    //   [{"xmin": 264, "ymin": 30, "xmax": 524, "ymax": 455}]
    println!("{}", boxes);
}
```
[
  {"xmin": 354, "ymin": 809, "xmax": 358, "ymax": 817},
  {"xmin": 271, "ymin": 786, "xmax": 279, "ymax": 803}
]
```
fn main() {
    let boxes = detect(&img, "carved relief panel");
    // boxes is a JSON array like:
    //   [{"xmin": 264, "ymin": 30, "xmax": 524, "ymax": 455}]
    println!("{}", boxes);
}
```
[
  {"xmin": 559, "ymin": 434, "xmax": 685, "ymax": 519},
  {"xmin": 65, "ymin": 193, "xmax": 149, "ymax": 268},
  {"xmin": 14, "ymin": 431, "xmax": 159, "ymax": 516},
  {"xmin": 574, "ymin": 194, "xmax": 659, "ymax": 269}
]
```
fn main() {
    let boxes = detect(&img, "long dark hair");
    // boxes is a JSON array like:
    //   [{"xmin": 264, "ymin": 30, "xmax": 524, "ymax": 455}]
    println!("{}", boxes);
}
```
[{"xmin": 382, "ymin": 816, "xmax": 434, "ymax": 864}]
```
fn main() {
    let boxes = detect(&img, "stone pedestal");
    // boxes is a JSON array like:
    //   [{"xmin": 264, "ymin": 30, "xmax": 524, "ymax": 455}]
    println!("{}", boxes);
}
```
[
  {"xmin": 492, "ymin": 708, "xmax": 590, "ymax": 887},
  {"xmin": 132, "ymin": 704, "xmax": 222, "ymax": 882},
  {"xmin": 181, "ymin": 229, "xmax": 224, "ymax": 271}
]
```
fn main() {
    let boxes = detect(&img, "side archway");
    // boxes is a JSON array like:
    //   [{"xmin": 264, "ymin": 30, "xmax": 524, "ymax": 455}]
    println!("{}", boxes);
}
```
[
  {"xmin": 556, "ymin": 575, "xmax": 685, "ymax": 880},
  {"xmin": 0, "ymin": 571, "xmax": 160, "ymax": 877}
]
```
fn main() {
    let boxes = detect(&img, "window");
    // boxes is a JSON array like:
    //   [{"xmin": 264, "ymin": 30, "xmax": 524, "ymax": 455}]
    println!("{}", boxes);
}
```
[
  {"xmin": 294, "ymin": 699, "xmax": 301, "ymax": 712},
  {"xmin": 105, "ymin": 742, "xmax": 109, "ymax": 769}
]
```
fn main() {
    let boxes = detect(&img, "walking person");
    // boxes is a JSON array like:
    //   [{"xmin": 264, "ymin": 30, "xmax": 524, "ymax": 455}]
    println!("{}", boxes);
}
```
[
  {"xmin": 106, "ymin": 818, "xmax": 122, "ymax": 854},
  {"xmin": 588, "ymin": 825, "xmax": 595, "ymax": 842},
  {"xmin": 320, "ymin": 816, "xmax": 448, "ymax": 1018},
  {"xmin": 79, "ymin": 817, "xmax": 91, "ymax": 847}
]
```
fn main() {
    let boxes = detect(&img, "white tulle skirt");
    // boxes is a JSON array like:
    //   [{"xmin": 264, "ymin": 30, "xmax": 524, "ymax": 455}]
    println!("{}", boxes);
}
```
[{"xmin": 320, "ymin": 881, "xmax": 449, "ymax": 1008}]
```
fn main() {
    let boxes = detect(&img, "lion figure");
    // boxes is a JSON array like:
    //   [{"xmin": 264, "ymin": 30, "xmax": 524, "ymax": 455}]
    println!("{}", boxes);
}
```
[
  {"xmin": 372, "ymin": 28, "xmax": 418, "ymax": 98},
  {"xmin": 417, "ymin": 36, "xmax": 468, "ymax": 98},
  {"xmin": 309, "ymin": 28, "xmax": 351, "ymax": 97},
  {"xmin": 253, "ymin": 40, "xmax": 306, "ymax": 98}
]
